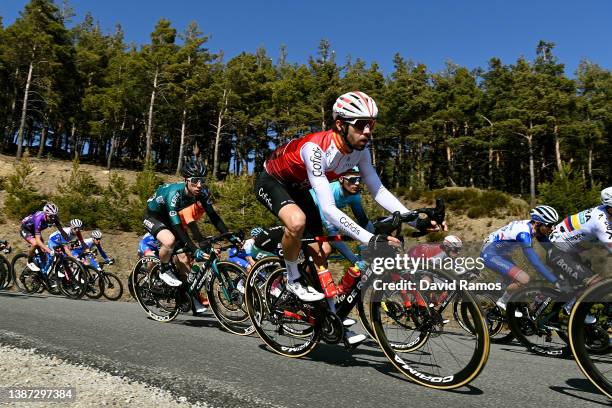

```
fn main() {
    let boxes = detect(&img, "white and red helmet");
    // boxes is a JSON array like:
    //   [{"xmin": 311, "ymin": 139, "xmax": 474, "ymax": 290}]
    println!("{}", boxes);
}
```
[
  {"xmin": 332, "ymin": 91, "xmax": 378, "ymax": 121},
  {"xmin": 442, "ymin": 235, "xmax": 463, "ymax": 253}
]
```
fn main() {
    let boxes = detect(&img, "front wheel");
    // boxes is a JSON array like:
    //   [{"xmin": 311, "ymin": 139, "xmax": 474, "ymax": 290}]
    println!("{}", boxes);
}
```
[
  {"xmin": 84, "ymin": 266, "xmax": 104, "ymax": 299},
  {"xmin": 206, "ymin": 261, "xmax": 253, "ymax": 335},
  {"xmin": 57, "ymin": 257, "xmax": 87, "ymax": 299},
  {"xmin": 569, "ymin": 279, "xmax": 612, "ymax": 399},
  {"xmin": 102, "ymin": 272, "xmax": 123, "ymax": 301},
  {"xmin": 0, "ymin": 254, "xmax": 12, "ymax": 290},
  {"xmin": 370, "ymin": 269, "xmax": 490, "ymax": 389}
]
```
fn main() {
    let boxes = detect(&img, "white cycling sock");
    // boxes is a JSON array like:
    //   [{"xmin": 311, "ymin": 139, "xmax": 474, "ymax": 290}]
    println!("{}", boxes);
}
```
[{"xmin": 285, "ymin": 259, "xmax": 300, "ymax": 283}]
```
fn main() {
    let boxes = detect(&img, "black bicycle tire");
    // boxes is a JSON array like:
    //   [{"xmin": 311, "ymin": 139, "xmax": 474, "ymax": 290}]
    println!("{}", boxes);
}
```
[
  {"xmin": 131, "ymin": 260, "xmax": 180, "ymax": 322},
  {"xmin": 569, "ymin": 279, "xmax": 612, "ymax": 399},
  {"xmin": 11, "ymin": 253, "xmax": 37, "ymax": 293},
  {"xmin": 0, "ymin": 254, "xmax": 12, "ymax": 289},
  {"xmin": 245, "ymin": 266, "xmax": 321, "ymax": 357},
  {"xmin": 84, "ymin": 266, "xmax": 104, "ymax": 299},
  {"xmin": 506, "ymin": 285, "xmax": 570, "ymax": 357},
  {"xmin": 57, "ymin": 257, "xmax": 87, "ymax": 299},
  {"xmin": 206, "ymin": 261, "xmax": 253, "ymax": 336},
  {"xmin": 102, "ymin": 272, "xmax": 124, "ymax": 301},
  {"xmin": 370, "ymin": 269, "xmax": 490, "ymax": 389}
]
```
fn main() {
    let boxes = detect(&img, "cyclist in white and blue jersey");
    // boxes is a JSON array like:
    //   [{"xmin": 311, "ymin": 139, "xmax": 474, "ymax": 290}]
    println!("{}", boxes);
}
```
[
  {"xmin": 71, "ymin": 230, "xmax": 114, "ymax": 270},
  {"xmin": 480, "ymin": 205, "xmax": 560, "ymax": 309}
]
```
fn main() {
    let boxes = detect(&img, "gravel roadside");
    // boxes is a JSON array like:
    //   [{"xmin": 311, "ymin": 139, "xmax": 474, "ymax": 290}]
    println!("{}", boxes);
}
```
[{"xmin": 0, "ymin": 345, "xmax": 206, "ymax": 407}]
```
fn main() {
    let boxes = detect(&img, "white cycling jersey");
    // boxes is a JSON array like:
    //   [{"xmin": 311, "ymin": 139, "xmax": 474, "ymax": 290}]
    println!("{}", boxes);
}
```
[
  {"xmin": 549, "ymin": 205, "xmax": 612, "ymax": 254},
  {"xmin": 301, "ymin": 141, "xmax": 409, "ymax": 243}
]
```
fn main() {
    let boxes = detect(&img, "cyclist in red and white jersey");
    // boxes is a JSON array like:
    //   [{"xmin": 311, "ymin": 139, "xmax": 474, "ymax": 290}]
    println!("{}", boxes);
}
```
[{"xmin": 255, "ymin": 91, "xmax": 444, "ymax": 302}]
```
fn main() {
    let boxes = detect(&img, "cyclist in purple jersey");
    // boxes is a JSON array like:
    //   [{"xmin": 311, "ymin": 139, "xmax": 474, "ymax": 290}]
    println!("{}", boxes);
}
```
[{"xmin": 19, "ymin": 202, "xmax": 69, "ymax": 272}]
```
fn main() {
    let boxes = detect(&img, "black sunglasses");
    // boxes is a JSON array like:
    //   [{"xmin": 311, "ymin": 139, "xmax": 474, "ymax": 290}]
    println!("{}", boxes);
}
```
[{"xmin": 187, "ymin": 177, "xmax": 206, "ymax": 185}]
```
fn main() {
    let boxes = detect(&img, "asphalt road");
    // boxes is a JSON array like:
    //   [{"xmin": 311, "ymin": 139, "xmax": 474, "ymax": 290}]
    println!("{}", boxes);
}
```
[{"xmin": 0, "ymin": 292, "xmax": 609, "ymax": 407}]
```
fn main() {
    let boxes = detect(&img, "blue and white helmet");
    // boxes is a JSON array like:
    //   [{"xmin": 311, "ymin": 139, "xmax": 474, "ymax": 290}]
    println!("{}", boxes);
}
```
[
  {"xmin": 70, "ymin": 219, "xmax": 83, "ymax": 229},
  {"xmin": 530, "ymin": 205, "xmax": 559, "ymax": 225},
  {"xmin": 250, "ymin": 227, "xmax": 264, "ymax": 238},
  {"xmin": 601, "ymin": 187, "xmax": 612, "ymax": 207}
]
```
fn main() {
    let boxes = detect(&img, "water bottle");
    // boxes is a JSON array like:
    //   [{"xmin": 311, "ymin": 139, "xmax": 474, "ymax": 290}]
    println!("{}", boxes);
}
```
[
  {"xmin": 337, "ymin": 265, "xmax": 361, "ymax": 295},
  {"xmin": 317, "ymin": 266, "xmax": 338, "ymax": 299},
  {"xmin": 188, "ymin": 264, "xmax": 201, "ymax": 284}
]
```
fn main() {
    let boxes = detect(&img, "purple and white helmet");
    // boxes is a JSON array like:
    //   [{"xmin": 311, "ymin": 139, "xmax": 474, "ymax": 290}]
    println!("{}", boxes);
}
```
[{"xmin": 332, "ymin": 91, "xmax": 378, "ymax": 121}]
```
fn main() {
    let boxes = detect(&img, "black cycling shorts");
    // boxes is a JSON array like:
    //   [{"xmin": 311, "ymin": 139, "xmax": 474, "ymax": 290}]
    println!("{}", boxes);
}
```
[
  {"xmin": 254, "ymin": 170, "xmax": 323, "ymax": 239},
  {"xmin": 143, "ymin": 210, "xmax": 171, "ymax": 237}
]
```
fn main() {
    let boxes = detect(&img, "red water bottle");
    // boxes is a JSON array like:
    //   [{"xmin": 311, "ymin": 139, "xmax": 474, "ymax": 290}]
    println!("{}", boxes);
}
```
[
  {"xmin": 337, "ymin": 265, "xmax": 361, "ymax": 295},
  {"xmin": 317, "ymin": 266, "xmax": 338, "ymax": 298}
]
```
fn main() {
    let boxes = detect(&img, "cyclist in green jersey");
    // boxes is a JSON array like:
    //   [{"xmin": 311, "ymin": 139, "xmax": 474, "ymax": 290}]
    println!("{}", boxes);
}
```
[{"xmin": 143, "ymin": 160, "xmax": 239, "ymax": 288}]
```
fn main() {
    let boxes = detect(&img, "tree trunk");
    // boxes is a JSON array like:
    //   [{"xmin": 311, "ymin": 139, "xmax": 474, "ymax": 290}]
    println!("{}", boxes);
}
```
[
  {"xmin": 527, "ymin": 134, "xmax": 536, "ymax": 207},
  {"xmin": 16, "ymin": 57, "xmax": 35, "ymax": 159},
  {"xmin": 213, "ymin": 88, "xmax": 228, "ymax": 179},
  {"xmin": 321, "ymin": 105, "xmax": 325, "ymax": 130},
  {"xmin": 418, "ymin": 142, "xmax": 424, "ymax": 186},
  {"xmin": 37, "ymin": 126, "xmax": 48, "ymax": 158},
  {"xmin": 488, "ymin": 147, "xmax": 493, "ymax": 189},
  {"xmin": 554, "ymin": 124, "xmax": 563, "ymax": 176},
  {"xmin": 446, "ymin": 145, "xmax": 456, "ymax": 187},
  {"xmin": 395, "ymin": 137, "xmax": 402, "ymax": 188},
  {"xmin": 145, "ymin": 68, "xmax": 159, "ymax": 164},
  {"xmin": 107, "ymin": 130, "xmax": 116, "ymax": 170},
  {"xmin": 587, "ymin": 146, "xmax": 593, "ymax": 188},
  {"xmin": 468, "ymin": 161, "xmax": 474, "ymax": 188},
  {"xmin": 71, "ymin": 122, "xmax": 78, "ymax": 159},
  {"xmin": 176, "ymin": 106, "xmax": 188, "ymax": 175}
]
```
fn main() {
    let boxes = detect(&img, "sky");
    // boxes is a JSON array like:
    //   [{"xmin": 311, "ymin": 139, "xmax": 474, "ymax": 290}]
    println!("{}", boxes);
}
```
[{"xmin": 1, "ymin": 0, "xmax": 611, "ymax": 77}]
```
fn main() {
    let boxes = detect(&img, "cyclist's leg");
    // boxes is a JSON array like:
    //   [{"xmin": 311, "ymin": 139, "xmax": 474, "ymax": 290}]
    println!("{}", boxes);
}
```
[
  {"xmin": 254, "ymin": 171, "xmax": 323, "ymax": 301},
  {"xmin": 481, "ymin": 249, "xmax": 530, "ymax": 308},
  {"xmin": 144, "ymin": 212, "xmax": 180, "ymax": 286},
  {"xmin": 254, "ymin": 171, "xmax": 302, "ymax": 280}
]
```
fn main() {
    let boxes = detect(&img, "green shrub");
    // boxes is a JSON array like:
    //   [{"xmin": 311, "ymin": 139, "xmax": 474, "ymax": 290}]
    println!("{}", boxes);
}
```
[
  {"xmin": 132, "ymin": 161, "xmax": 164, "ymax": 206},
  {"xmin": 538, "ymin": 166, "xmax": 600, "ymax": 218},
  {"xmin": 98, "ymin": 172, "xmax": 134, "ymax": 231},
  {"xmin": 205, "ymin": 174, "xmax": 277, "ymax": 235},
  {"xmin": 423, "ymin": 187, "xmax": 527, "ymax": 219},
  {"xmin": 3, "ymin": 155, "xmax": 46, "ymax": 219},
  {"xmin": 53, "ymin": 158, "xmax": 102, "ymax": 227}
]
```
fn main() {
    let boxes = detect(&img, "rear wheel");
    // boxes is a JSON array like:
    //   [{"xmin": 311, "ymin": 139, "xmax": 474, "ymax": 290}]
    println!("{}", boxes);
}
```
[
  {"xmin": 245, "ymin": 267, "xmax": 321, "ymax": 357},
  {"xmin": 506, "ymin": 286, "xmax": 569, "ymax": 357},
  {"xmin": 11, "ymin": 253, "xmax": 39, "ymax": 294}
]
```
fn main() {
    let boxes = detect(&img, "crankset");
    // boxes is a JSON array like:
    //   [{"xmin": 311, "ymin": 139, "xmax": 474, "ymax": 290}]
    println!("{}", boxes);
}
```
[{"xmin": 321, "ymin": 312, "xmax": 344, "ymax": 344}]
